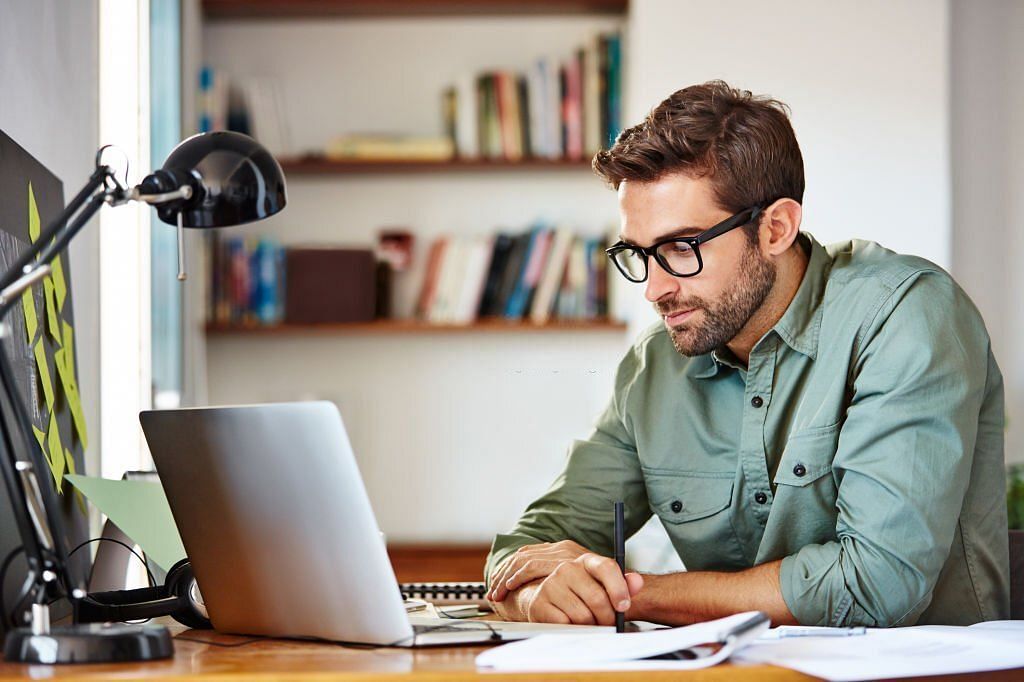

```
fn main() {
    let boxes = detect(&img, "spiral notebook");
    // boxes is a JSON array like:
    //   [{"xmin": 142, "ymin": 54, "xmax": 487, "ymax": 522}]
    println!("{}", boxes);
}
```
[{"xmin": 399, "ymin": 582, "xmax": 488, "ymax": 607}]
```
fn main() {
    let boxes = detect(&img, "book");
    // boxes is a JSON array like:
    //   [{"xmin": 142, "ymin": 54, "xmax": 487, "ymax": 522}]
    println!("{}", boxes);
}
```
[
  {"xmin": 477, "ymin": 233, "xmax": 514, "ymax": 318},
  {"xmin": 504, "ymin": 227, "xmax": 548, "ymax": 319},
  {"xmin": 454, "ymin": 73, "xmax": 478, "ymax": 158},
  {"xmin": 325, "ymin": 134, "xmax": 454, "ymax": 161},
  {"xmin": 453, "ymin": 236, "xmax": 494, "ymax": 324},
  {"xmin": 416, "ymin": 238, "xmax": 447, "ymax": 319},
  {"xmin": 529, "ymin": 227, "xmax": 574, "ymax": 324}
]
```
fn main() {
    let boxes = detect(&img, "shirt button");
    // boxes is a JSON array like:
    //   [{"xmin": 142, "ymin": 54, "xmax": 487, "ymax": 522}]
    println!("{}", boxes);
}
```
[
  {"xmin": 754, "ymin": 492, "xmax": 768, "ymax": 504},
  {"xmin": 750, "ymin": 396, "xmax": 764, "ymax": 408},
  {"xmin": 793, "ymin": 463, "xmax": 807, "ymax": 477},
  {"xmin": 670, "ymin": 500, "xmax": 683, "ymax": 513}
]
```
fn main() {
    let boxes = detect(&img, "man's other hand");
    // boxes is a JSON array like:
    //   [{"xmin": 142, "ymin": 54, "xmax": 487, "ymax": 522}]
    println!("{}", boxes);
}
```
[
  {"xmin": 489, "ymin": 552, "xmax": 644, "ymax": 625},
  {"xmin": 487, "ymin": 540, "xmax": 592, "ymax": 602}
]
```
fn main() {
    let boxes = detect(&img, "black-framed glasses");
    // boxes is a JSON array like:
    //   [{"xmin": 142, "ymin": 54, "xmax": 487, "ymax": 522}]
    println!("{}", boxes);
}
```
[{"xmin": 605, "ymin": 204, "xmax": 766, "ymax": 282}]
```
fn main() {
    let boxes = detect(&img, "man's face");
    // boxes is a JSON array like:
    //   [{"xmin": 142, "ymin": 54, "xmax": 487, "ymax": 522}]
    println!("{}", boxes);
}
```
[{"xmin": 618, "ymin": 174, "xmax": 777, "ymax": 357}]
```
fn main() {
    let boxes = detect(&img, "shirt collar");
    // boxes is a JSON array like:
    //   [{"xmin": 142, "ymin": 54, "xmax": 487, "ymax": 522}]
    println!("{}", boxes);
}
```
[
  {"xmin": 771, "ymin": 232, "xmax": 829, "ymax": 361},
  {"xmin": 689, "ymin": 232, "xmax": 830, "ymax": 380}
]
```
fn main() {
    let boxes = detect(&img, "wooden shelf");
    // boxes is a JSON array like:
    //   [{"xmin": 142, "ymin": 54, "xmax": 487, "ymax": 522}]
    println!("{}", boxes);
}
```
[
  {"xmin": 278, "ymin": 156, "xmax": 595, "ymax": 176},
  {"xmin": 206, "ymin": 318, "xmax": 627, "ymax": 336},
  {"xmin": 203, "ymin": 0, "xmax": 628, "ymax": 20}
]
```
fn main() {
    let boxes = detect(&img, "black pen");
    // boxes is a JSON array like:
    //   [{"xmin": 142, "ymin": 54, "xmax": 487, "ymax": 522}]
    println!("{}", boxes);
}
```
[{"xmin": 614, "ymin": 501, "xmax": 625, "ymax": 633}]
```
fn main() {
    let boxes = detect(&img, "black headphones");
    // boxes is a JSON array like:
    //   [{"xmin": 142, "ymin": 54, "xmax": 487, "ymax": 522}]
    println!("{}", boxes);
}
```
[{"xmin": 74, "ymin": 559, "xmax": 211, "ymax": 629}]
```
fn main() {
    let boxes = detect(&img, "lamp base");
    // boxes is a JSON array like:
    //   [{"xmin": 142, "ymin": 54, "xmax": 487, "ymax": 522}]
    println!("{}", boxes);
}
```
[{"xmin": 3, "ymin": 623, "xmax": 173, "ymax": 664}]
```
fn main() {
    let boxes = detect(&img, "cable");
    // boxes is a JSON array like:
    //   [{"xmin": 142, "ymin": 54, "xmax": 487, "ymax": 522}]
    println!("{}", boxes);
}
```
[
  {"xmin": 67, "ymin": 537, "xmax": 156, "ymax": 588},
  {"xmin": 0, "ymin": 545, "xmax": 24, "ymax": 628},
  {"xmin": 174, "ymin": 633, "xmax": 264, "ymax": 648}
]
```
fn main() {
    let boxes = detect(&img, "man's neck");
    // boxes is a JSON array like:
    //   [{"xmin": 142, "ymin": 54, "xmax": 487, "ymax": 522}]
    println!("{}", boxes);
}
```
[{"xmin": 726, "ymin": 245, "xmax": 810, "ymax": 366}]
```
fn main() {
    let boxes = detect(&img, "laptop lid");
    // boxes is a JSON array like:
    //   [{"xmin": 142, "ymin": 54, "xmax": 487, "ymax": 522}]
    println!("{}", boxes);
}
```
[{"xmin": 140, "ymin": 401, "xmax": 414, "ymax": 645}]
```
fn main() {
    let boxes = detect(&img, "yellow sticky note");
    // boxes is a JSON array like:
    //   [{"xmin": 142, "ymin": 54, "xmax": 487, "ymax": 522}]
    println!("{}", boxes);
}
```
[
  {"xmin": 21, "ymin": 290, "xmax": 37, "ymax": 343},
  {"xmin": 62, "ymin": 321, "xmax": 76, "ymax": 378},
  {"xmin": 51, "ymin": 253, "xmax": 67, "ymax": 311},
  {"xmin": 54, "ymin": 348, "xmax": 87, "ymax": 450},
  {"xmin": 28, "ymin": 182, "xmax": 40, "ymax": 243},
  {"xmin": 64, "ymin": 448, "xmax": 86, "ymax": 515},
  {"xmin": 43, "ymin": 278, "xmax": 61, "ymax": 344},
  {"xmin": 31, "ymin": 425, "xmax": 45, "ymax": 451},
  {"xmin": 46, "ymin": 411, "xmax": 65, "ymax": 493},
  {"xmin": 33, "ymin": 339, "xmax": 54, "ymax": 410}
]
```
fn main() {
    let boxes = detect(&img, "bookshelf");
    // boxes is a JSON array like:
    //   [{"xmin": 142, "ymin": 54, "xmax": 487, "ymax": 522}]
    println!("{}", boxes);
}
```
[
  {"xmin": 203, "ymin": 0, "xmax": 629, "ymax": 20},
  {"xmin": 197, "ymin": 4, "xmax": 631, "ymax": 549},
  {"xmin": 206, "ymin": 318, "xmax": 626, "ymax": 336}
]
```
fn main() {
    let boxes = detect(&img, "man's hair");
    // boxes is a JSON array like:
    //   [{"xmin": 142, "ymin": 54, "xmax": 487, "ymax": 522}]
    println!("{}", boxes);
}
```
[{"xmin": 592, "ymin": 80, "xmax": 804, "ymax": 214}]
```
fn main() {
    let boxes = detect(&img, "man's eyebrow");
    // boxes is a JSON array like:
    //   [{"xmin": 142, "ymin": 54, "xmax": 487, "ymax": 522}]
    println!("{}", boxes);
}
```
[{"xmin": 618, "ymin": 225, "xmax": 703, "ymax": 245}]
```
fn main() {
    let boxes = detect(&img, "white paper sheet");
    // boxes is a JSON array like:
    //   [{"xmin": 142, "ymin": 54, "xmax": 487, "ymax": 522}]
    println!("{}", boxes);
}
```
[
  {"xmin": 475, "ymin": 612, "xmax": 764, "ymax": 672},
  {"xmin": 735, "ymin": 623, "xmax": 1024, "ymax": 681}
]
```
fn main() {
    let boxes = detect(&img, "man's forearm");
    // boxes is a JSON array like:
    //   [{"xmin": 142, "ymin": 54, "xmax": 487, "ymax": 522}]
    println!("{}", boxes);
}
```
[{"xmin": 627, "ymin": 559, "xmax": 798, "ymax": 626}]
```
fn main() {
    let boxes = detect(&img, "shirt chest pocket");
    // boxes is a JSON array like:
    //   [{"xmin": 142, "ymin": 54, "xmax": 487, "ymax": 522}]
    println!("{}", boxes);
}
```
[
  {"xmin": 771, "ymin": 425, "xmax": 840, "ymax": 535},
  {"xmin": 773, "ymin": 424, "xmax": 839, "ymax": 488},
  {"xmin": 644, "ymin": 470, "xmax": 734, "ymax": 522},
  {"xmin": 642, "ymin": 469, "xmax": 745, "ymax": 570}
]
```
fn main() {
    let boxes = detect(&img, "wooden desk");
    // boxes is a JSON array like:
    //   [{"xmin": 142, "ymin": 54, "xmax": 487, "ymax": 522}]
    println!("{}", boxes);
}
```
[{"xmin": 0, "ymin": 620, "xmax": 1019, "ymax": 681}]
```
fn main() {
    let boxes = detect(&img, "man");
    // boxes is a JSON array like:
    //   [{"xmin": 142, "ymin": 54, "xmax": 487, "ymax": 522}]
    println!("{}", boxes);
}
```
[{"xmin": 485, "ymin": 81, "xmax": 1009, "ymax": 628}]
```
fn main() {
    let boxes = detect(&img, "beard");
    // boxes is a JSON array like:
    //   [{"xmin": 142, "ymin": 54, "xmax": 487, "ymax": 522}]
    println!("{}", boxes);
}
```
[{"xmin": 656, "ymin": 241, "xmax": 777, "ymax": 357}]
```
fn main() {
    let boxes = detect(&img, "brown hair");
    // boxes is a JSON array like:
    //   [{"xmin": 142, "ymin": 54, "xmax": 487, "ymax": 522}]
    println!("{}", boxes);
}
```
[{"xmin": 592, "ymin": 80, "xmax": 804, "ymax": 213}]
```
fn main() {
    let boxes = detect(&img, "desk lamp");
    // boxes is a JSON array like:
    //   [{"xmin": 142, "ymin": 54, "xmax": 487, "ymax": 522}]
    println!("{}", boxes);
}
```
[{"xmin": 0, "ymin": 131, "xmax": 286, "ymax": 663}]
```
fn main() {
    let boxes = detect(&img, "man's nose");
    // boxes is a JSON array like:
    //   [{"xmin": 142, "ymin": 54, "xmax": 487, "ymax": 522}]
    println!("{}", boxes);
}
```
[{"xmin": 644, "ymin": 259, "xmax": 679, "ymax": 303}]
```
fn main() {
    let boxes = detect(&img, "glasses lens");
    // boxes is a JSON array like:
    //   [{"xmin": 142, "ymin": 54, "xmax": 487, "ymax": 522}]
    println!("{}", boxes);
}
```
[
  {"xmin": 656, "ymin": 240, "xmax": 700, "ymax": 276},
  {"xmin": 610, "ymin": 248, "xmax": 648, "ymax": 282}
]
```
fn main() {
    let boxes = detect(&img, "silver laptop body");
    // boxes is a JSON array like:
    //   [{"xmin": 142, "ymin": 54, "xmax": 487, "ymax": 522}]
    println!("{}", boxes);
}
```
[{"xmin": 140, "ymin": 401, "xmax": 607, "ymax": 646}]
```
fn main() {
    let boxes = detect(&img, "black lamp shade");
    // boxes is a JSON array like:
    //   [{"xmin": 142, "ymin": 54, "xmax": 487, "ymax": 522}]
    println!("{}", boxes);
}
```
[{"xmin": 149, "ymin": 131, "xmax": 287, "ymax": 228}]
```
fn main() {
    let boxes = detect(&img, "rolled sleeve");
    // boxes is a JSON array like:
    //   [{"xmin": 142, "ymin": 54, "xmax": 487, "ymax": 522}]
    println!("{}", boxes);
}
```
[
  {"xmin": 485, "ymin": 344, "xmax": 651, "ymax": 586},
  {"xmin": 780, "ymin": 272, "xmax": 992, "ymax": 627}
]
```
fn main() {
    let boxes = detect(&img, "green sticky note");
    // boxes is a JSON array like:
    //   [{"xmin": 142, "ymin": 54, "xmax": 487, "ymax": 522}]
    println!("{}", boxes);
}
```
[
  {"xmin": 43, "ymin": 278, "xmax": 61, "ymax": 344},
  {"xmin": 54, "ymin": 348, "xmax": 87, "ymax": 450},
  {"xmin": 21, "ymin": 290, "xmax": 37, "ymax": 343},
  {"xmin": 28, "ymin": 182, "xmax": 40, "ymax": 243},
  {"xmin": 33, "ymin": 339, "xmax": 54, "ymax": 409},
  {"xmin": 46, "ymin": 410, "xmax": 65, "ymax": 493},
  {"xmin": 51, "ymin": 252, "xmax": 67, "ymax": 311},
  {"xmin": 65, "ymin": 475, "xmax": 187, "ymax": 572}
]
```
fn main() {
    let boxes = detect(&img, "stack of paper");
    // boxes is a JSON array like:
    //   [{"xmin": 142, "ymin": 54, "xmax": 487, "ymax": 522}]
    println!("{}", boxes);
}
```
[
  {"xmin": 475, "ymin": 612, "xmax": 768, "ymax": 672},
  {"xmin": 734, "ymin": 621, "xmax": 1024, "ymax": 681}
]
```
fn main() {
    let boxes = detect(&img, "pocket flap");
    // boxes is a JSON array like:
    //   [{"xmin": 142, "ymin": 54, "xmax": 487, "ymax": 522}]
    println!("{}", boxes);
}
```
[
  {"xmin": 643, "ymin": 470, "xmax": 734, "ymax": 523},
  {"xmin": 773, "ymin": 426, "xmax": 838, "ymax": 487}
]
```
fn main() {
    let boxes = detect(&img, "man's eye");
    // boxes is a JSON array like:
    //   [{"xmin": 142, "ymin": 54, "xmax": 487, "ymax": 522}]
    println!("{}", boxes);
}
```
[{"xmin": 666, "ymin": 242, "xmax": 694, "ymax": 254}]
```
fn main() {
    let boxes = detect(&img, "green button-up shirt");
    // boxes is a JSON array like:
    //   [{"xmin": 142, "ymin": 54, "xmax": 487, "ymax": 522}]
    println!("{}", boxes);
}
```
[{"xmin": 486, "ymin": 233, "xmax": 1009, "ymax": 627}]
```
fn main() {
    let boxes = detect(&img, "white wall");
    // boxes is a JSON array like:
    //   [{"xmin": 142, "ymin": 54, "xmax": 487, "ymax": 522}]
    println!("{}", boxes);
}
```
[
  {"xmin": 625, "ymin": 1, "xmax": 951, "ymax": 333},
  {"xmin": 951, "ymin": 0, "xmax": 1024, "ymax": 463},
  {"xmin": 0, "ymin": 0, "xmax": 101, "ymax": 479},
  {"xmin": 201, "ymin": 16, "xmax": 631, "ymax": 542}
]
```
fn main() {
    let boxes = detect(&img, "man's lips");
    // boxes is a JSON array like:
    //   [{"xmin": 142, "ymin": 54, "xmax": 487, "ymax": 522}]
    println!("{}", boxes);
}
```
[{"xmin": 663, "ymin": 308, "xmax": 696, "ymax": 326}]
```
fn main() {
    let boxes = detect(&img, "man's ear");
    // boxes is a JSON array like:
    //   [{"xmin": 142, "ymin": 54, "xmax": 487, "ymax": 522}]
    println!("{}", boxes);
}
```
[{"xmin": 759, "ymin": 198, "xmax": 802, "ymax": 257}]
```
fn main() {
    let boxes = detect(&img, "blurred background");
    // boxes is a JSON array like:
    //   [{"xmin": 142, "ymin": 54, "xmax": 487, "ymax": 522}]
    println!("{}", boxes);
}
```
[{"xmin": 1, "ymin": 0, "xmax": 1021, "ymax": 579}]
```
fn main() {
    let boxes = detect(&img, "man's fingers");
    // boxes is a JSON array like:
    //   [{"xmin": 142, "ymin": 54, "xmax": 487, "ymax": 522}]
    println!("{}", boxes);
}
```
[
  {"xmin": 538, "ymin": 575, "xmax": 598, "ymax": 625},
  {"xmin": 568, "ymin": 577, "xmax": 617, "ymax": 625},
  {"xmin": 526, "ymin": 596, "xmax": 571, "ymax": 625},
  {"xmin": 503, "ymin": 560, "xmax": 559, "ymax": 594},
  {"xmin": 580, "ymin": 553, "xmax": 632, "ymax": 611},
  {"xmin": 625, "ymin": 571, "xmax": 644, "ymax": 597}
]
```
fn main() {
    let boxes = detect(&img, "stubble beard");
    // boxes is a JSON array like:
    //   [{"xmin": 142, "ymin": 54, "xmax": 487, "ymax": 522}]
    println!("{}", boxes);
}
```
[{"xmin": 657, "ymin": 242, "xmax": 778, "ymax": 357}]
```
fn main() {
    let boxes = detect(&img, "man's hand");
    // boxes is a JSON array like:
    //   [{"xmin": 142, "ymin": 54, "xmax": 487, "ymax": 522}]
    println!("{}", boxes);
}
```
[
  {"xmin": 487, "ymin": 540, "xmax": 592, "ymax": 602},
  {"xmin": 490, "ymin": 552, "xmax": 644, "ymax": 625}
]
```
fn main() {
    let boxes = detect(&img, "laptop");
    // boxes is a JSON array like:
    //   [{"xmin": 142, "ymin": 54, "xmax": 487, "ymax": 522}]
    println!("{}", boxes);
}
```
[{"xmin": 140, "ymin": 401, "xmax": 610, "ymax": 646}]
